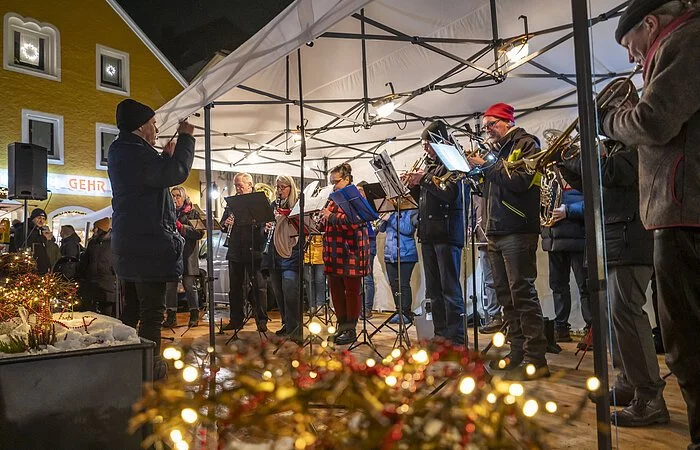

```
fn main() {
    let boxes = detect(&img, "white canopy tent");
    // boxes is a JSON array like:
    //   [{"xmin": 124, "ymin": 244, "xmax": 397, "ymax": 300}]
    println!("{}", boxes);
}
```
[{"xmin": 155, "ymin": 0, "xmax": 636, "ymax": 182}]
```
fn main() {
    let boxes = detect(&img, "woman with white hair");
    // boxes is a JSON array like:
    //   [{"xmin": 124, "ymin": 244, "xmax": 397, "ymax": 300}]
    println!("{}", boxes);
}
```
[{"xmin": 262, "ymin": 175, "xmax": 301, "ymax": 341}]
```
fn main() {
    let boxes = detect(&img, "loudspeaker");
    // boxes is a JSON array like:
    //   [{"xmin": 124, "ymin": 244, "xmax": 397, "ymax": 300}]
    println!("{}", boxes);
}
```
[{"xmin": 8, "ymin": 142, "xmax": 48, "ymax": 200}]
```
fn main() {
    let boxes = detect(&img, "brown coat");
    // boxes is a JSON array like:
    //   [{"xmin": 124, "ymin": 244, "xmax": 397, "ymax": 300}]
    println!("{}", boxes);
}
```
[{"xmin": 602, "ymin": 14, "xmax": 700, "ymax": 229}]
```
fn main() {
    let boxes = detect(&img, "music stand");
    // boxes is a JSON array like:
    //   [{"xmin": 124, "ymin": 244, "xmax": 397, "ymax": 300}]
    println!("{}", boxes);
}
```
[
  {"xmin": 367, "ymin": 155, "xmax": 417, "ymax": 350},
  {"xmin": 222, "ymin": 192, "xmax": 274, "ymax": 343}
]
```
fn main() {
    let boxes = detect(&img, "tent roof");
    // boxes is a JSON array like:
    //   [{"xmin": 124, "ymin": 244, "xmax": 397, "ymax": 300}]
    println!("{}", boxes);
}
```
[{"xmin": 155, "ymin": 0, "xmax": 636, "ymax": 181}]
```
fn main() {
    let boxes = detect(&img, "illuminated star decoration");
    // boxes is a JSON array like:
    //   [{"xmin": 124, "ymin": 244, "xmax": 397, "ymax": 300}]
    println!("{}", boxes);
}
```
[
  {"xmin": 105, "ymin": 64, "xmax": 117, "ymax": 77},
  {"xmin": 20, "ymin": 43, "xmax": 40, "ymax": 64}
]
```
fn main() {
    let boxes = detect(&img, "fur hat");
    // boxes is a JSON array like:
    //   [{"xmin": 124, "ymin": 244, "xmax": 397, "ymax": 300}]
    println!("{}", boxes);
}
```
[
  {"xmin": 94, "ymin": 217, "xmax": 111, "ymax": 232},
  {"xmin": 615, "ymin": 0, "xmax": 672, "ymax": 43},
  {"xmin": 116, "ymin": 99, "xmax": 155, "ymax": 132},
  {"xmin": 484, "ymin": 103, "xmax": 515, "ymax": 122}
]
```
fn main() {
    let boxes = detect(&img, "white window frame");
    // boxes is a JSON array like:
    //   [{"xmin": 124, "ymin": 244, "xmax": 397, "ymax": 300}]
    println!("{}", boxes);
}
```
[
  {"xmin": 96, "ymin": 44, "xmax": 130, "ymax": 95},
  {"xmin": 95, "ymin": 123, "xmax": 119, "ymax": 170},
  {"xmin": 3, "ymin": 13, "xmax": 60, "ymax": 81},
  {"xmin": 21, "ymin": 109, "xmax": 64, "ymax": 165}
]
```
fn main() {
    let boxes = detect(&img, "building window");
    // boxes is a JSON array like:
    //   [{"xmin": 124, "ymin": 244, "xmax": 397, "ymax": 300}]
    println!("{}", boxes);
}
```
[
  {"xmin": 21, "ymin": 109, "xmax": 64, "ymax": 165},
  {"xmin": 3, "ymin": 13, "xmax": 60, "ymax": 81},
  {"xmin": 96, "ymin": 45, "xmax": 129, "ymax": 95},
  {"xmin": 95, "ymin": 123, "xmax": 118, "ymax": 170}
]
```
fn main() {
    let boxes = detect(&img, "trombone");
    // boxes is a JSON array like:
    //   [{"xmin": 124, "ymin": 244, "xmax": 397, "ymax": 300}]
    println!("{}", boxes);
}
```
[{"xmin": 502, "ymin": 67, "xmax": 640, "ymax": 177}]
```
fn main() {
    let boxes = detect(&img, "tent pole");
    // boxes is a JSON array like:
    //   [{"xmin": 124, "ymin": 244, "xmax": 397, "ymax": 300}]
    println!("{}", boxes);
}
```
[
  {"xmin": 203, "ymin": 103, "xmax": 217, "ymax": 362},
  {"xmin": 297, "ymin": 47, "xmax": 306, "ymax": 344},
  {"xmin": 571, "ymin": 1, "xmax": 612, "ymax": 448},
  {"xmin": 360, "ymin": 8, "xmax": 370, "ymax": 125},
  {"xmin": 489, "ymin": 0, "xmax": 500, "ymax": 72}
]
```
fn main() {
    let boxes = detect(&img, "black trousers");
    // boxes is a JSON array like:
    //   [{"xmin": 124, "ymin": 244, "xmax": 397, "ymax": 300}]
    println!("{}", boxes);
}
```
[
  {"xmin": 488, "ymin": 233, "xmax": 547, "ymax": 365},
  {"xmin": 548, "ymin": 250, "xmax": 591, "ymax": 330},
  {"xmin": 228, "ymin": 260, "xmax": 268, "ymax": 327},
  {"xmin": 654, "ymin": 228, "xmax": 700, "ymax": 449},
  {"xmin": 121, "ymin": 281, "xmax": 166, "ymax": 362}
]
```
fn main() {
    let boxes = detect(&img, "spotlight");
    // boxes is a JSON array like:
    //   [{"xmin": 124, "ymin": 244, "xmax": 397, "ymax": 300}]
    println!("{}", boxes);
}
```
[{"xmin": 306, "ymin": 41, "xmax": 314, "ymax": 47}]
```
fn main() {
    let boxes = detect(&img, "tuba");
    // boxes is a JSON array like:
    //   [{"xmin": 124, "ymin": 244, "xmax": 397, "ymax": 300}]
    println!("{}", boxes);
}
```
[{"xmin": 254, "ymin": 182, "xmax": 276, "ymax": 203}]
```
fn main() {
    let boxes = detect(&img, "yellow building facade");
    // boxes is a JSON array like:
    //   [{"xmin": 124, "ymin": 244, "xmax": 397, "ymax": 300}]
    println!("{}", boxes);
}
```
[{"xmin": 0, "ymin": 0, "xmax": 200, "ymax": 236}]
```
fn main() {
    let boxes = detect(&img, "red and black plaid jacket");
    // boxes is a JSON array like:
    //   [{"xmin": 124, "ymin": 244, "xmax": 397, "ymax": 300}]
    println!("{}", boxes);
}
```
[{"xmin": 322, "ymin": 200, "xmax": 370, "ymax": 277}]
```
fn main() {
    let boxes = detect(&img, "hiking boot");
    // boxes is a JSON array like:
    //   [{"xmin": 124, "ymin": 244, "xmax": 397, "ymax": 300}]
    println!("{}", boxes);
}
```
[
  {"xmin": 188, "ymin": 310, "xmax": 199, "ymax": 328},
  {"xmin": 275, "ymin": 326, "xmax": 288, "ymax": 336},
  {"xmin": 223, "ymin": 321, "xmax": 242, "ymax": 331},
  {"xmin": 388, "ymin": 314, "xmax": 412, "ymax": 325},
  {"xmin": 479, "ymin": 315, "xmax": 504, "ymax": 334},
  {"xmin": 555, "ymin": 327, "xmax": 573, "ymax": 342},
  {"xmin": 489, "ymin": 352, "xmax": 524, "ymax": 371},
  {"xmin": 162, "ymin": 310, "xmax": 177, "ymax": 328},
  {"xmin": 589, "ymin": 388, "xmax": 635, "ymax": 407},
  {"xmin": 611, "ymin": 397, "xmax": 670, "ymax": 427}
]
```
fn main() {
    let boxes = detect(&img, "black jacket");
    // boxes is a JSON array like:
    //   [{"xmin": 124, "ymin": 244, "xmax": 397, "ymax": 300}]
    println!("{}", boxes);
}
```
[
  {"xmin": 81, "ymin": 229, "xmax": 115, "ymax": 296},
  {"xmin": 11, "ymin": 223, "xmax": 49, "ymax": 273},
  {"xmin": 410, "ymin": 159, "xmax": 466, "ymax": 246},
  {"xmin": 176, "ymin": 203, "xmax": 204, "ymax": 276},
  {"xmin": 481, "ymin": 127, "xmax": 541, "ymax": 236},
  {"xmin": 558, "ymin": 143, "xmax": 653, "ymax": 266},
  {"xmin": 59, "ymin": 233, "xmax": 82, "ymax": 280},
  {"xmin": 541, "ymin": 187, "xmax": 586, "ymax": 252},
  {"xmin": 221, "ymin": 206, "xmax": 266, "ymax": 263},
  {"xmin": 108, "ymin": 131, "xmax": 195, "ymax": 282}
]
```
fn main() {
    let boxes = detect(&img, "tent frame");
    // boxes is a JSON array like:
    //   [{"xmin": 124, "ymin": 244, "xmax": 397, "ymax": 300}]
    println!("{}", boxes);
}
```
[{"xmin": 199, "ymin": 1, "xmax": 621, "ymax": 447}]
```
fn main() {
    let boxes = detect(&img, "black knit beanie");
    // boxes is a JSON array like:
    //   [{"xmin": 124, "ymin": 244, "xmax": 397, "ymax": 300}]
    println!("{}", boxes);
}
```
[
  {"xmin": 615, "ymin": 0, "xmax": 672, "ymax": 43},
  {"xmin": 29, "ymin": 208, "xmax": 46, "ymax": 220},
  {"xmin": 116, "ymin": 99, "xmax": 155, "ymax": 132},
  {"xmin": 421, "ymin": 121, "xmax": 451, "ymax": 143}
]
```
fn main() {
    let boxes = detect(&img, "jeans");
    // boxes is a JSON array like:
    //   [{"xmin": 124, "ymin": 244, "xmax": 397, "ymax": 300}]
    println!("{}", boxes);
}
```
[
  {"xmin": 421, "ymin": 243, "xmax": 465, "ymax": 344},
  {"xmin": 488, "ymin": 233, "xmax": 547, "ymax": 365},
  {"xmin": 385, "ymin": 261, "xmax": 416, "ymax": 316},
  {"xmin": 121, "ymin": 281, "xmax": 166, "ymax": 366},
  {"xmin": 654, "ymin": 228, "xmax": 700, "ymax": 448},
  {"xmin": 548, "ymin": 250, "xmax": 591, "ymax": 330},
  {"xmin": 228, "ymin": 260, "xmax": 268, "ymax": 327},
  {"xmin": 165, "ymin": 275, "xmax": 198, "ymax": 311},
  {"xmin": 607, "ymin": 265, "xmax": 664, "ymax": 401},
  {"xmin": 478, "ymin": 248, "xmax": 500, "ymax": 318},
  {"xmin": 363, "ymin": 256, "xmax": 376, "ymax": 312},
  {"xmin": 304, "ymin": 264, "xmax": 326, "ymax": 309},
  {"xmin": 270, "ymin": 269, "xmax": 300, "ymax": 337},
  {"xmin": 328, "ymin": 275, "xmax": 362, "ymax": 330}
]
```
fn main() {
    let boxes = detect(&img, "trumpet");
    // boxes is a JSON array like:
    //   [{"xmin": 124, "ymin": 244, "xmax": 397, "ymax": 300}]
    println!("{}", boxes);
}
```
[
  {"xmin": 502, "ymin": 67, "xmax": 640, "ymax": 177},
  {"xmin": 401, "ymin": 153, "xmax": 428, "ymax": 187},
  {"xmin": 431, "ymin": 141, "xmax": 498, "ymax": 190}
]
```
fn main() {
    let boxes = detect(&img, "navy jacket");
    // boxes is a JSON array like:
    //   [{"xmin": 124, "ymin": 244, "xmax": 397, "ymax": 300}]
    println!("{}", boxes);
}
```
[
  {"xmin": 108, "ymin": 132, "xmax": 195, "ymax": 282},
  {"xmin": 541, "ymin": 187, "xmax": 586, "ymax": 252},
  {"xmin": 378, "ymin": 210, "xmax": 419, "ymax": 263}
]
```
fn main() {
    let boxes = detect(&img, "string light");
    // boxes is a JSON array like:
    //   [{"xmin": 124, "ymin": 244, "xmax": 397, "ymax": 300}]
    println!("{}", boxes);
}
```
[
  {"xmin": 163, "ymin": 347, "xmax": 182, "ymax": 360},
  {"xmin": 525, "ymin": 364, "xmax": 536, "ymax": 376},
  {"xmin": 182, "ymin": 366, "xmax": 199, "ymax": 382},
  {"xmin": 493, "ymin": 332, "xmax": 506, "ymax": 348},
  {"xmin": 174, "ymin": 360, "xmax": 184, "ymax": 370},
  {"xmin": 327, "ymin": 326, "xmax": 336, "ymax": 335},
  {"xmin": 391, "ymin": 348, "xmax": 402, "ymax": 358},
  {"xmin": 412, "ymin": 349, "xmax": 428, "ymax": 364},
  {"xmin": 170, "ymin": 429, "xmax": 183, "ymax": 442},
  {"xmin": 459, "ymin": 377, "xmax": 476, "ymax": 395},
  {"xmin": 385, "ymin": 375, "xmax": 398, "ymax": 387},
  {"xmin": 586, "ymin": 377, "xmax": 601, "ymax": 392},
  {"xmin": 366, "ymin": 358, "xmax": 376, "ymax": 368},
  {"xmin": 487, "ymin": 393, "xmax": 497, "ymax": 404},
  {"xmin": 175, "ymin": 441, "xmax": 189, "ymax": 450},
  {"xmin": 308, "ymin": 322, "xmax": 322, "ymax": 335},
  {"xmin": 523, "ymin": 399, "xmax": 539, "ymax": 417},
  {"xmin": 545, "ymin": 401, "xmax": 558, "ymax": 413},
  {"xmin": 263, "ymin": 371, "xmax": 272, "ymax": 380},
  {"xmin": 509, "ymin": 383, "xmax": 524, "ymax": 397},
  {"xmin": 180, "ymin": 408, "xmax": 198, "ymax": 424}
]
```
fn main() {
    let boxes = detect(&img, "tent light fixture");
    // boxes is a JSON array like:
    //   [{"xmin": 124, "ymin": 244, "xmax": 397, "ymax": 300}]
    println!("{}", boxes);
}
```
[
  {"xmin": 371, "ymin": 82, "xmax": 410, "ymax": 119},
  {"xmin": 499, "ymin": 15, "xmax": 532, "ymax": 66}
]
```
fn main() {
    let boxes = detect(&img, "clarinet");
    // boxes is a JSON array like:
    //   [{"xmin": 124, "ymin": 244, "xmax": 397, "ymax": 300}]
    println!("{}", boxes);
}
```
[
  {"xmin": 262, "ymin": 196, "xmax": 282, "ymax": 255},
  {"xmin": 222, "ymin": 208, "xmax": 233, "ymax": 248}
]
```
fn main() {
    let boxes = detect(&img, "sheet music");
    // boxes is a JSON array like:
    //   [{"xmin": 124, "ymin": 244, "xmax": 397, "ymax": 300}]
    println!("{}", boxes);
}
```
[
  {"xmin": 370, "ymin": 150, "xmax": 408, "ymax": 199},
  {"xmin": 430, "ymin": 143, "xmax": 472, "ymax": 173},
  {"xmin": 289, "ymin": 183, "xmax": 334, "ymax": 217}
]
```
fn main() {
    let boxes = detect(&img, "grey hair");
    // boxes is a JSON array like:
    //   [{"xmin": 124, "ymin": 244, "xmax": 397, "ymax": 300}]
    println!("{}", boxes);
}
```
[
  {"xmin": 234, "ymin": 172, "xmax": 253, "ymax": 186},
  {"xmin": 171, "ymin": 185, "xmax": 191, "ymax": 204}
]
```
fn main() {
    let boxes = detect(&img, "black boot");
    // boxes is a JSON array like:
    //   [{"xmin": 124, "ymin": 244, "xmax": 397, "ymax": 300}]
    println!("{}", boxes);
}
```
[
  {"xmin": 611, "ymin": 397, "xmax": 670, "ymax": 427},
  {"xmin": 334, "ymin": 329, "xmax": 357, "ymax": 345},
  {"xmin": 479, "ymin": 315, "xmax": 503, "ymax": 334},
  {"xmin": 162, "ymin": 310, "xmax": 177, "ymax": 328},
  {"xmin": 188, "ymin": 309, "xmax": 199, "ymax": 328}
]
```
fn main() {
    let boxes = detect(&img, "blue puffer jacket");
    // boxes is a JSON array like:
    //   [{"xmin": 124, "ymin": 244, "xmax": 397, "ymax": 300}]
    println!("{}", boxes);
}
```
[{"xmin": 378, "ymin": 210, "xmax": 419, "ymax": 263}]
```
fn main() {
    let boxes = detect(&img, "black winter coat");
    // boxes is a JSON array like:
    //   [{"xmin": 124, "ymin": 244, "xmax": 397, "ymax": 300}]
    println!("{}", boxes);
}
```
[
  {"xmin": 176, "ymin": 203, "xmax": 204, "ymax": 276},
  {"xmin": 410, "ymin": 159, "xmax": 467, "ymax": 246},
  {"xmin": 108, "ymin": 132, "xmax": 195, "ymax": 282},
  {"xmin": 481, "ymin": 127, "xmax": 541, "ymax": 236},
  {"xmin": 11, "ymin": 223, "xmax": 49, "ymax": 273},
  {"xmin": 81, "ymin": 229, "xmax": 115, "ymax": 303},
  {"xmin": 559, "ymin": 143, "xmax": 653, "ymax": 266},
  {"xmin": 221, "ymin": 206, "xmax": 266, "ymax": 263},
  {"xmin": 541, "ymin": 187, "xmax": 586, "ymax": 252},
  {"xmin": 59, "ymin": 233, "xmax": 82, "ymax": 279}
]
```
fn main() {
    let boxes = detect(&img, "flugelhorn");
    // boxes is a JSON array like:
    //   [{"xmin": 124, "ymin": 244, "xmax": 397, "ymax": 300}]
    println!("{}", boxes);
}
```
[{"xmin": 502, "ymin": 67, "xmax": 640, "ymax": 177}]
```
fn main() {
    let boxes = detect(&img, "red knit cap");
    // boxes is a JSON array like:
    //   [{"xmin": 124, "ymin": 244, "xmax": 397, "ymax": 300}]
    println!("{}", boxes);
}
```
[{"xmin": 484, "ymin": 103, "xmax": 515, "ymax": 122}]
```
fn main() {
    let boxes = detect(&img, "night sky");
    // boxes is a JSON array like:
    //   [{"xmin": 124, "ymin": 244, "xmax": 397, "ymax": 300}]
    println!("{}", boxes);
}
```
[{"xmin": 117, "ymin": 0, "xmax": 294, "ymax": 80}]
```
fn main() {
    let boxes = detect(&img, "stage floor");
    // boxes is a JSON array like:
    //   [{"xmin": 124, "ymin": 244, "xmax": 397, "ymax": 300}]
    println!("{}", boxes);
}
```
[{"xmin": 166, "ymin": 309, "xmax": 689, "ymax": 449}]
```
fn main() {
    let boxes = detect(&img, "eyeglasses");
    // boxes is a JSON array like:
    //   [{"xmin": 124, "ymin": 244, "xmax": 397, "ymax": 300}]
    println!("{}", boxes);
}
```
[
  {"xmin": 276, "ymin": 185, "xmax": 291, "ymax": 190},
  {"xmin": 330, "ymin": 178, "xmax": 344, "ymax": 185},
  {"xmin": 484, "ymin": 119, "xmax": 503, "ymax": 129}
]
